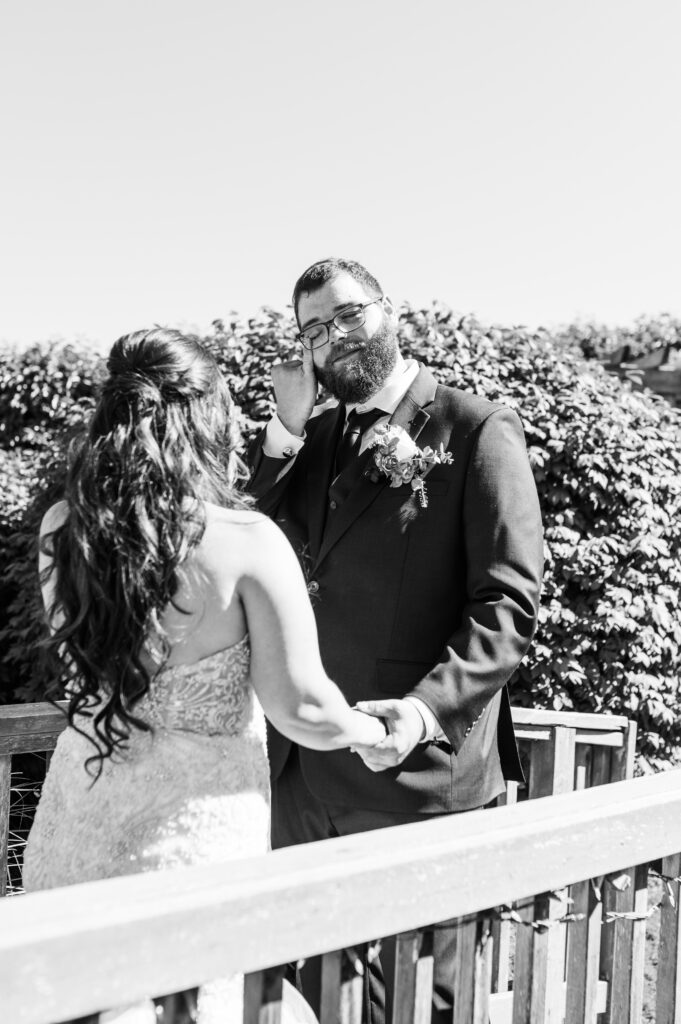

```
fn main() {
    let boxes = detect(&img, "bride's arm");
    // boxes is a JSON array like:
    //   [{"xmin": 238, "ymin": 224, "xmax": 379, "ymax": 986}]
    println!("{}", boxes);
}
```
[{"xmin": 236, "ymin": 516, "xmax": 386, "ymax": 751}]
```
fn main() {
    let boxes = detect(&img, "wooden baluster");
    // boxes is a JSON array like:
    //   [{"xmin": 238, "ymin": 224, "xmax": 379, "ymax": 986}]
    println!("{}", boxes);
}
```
[
  {"xmin": 599, "ymin": 869, "xmax": 635, "ymax": 1024},
  {"xmin": 154, "ymin": 988, "xmax": 199, "ymax": 1023},
  {"xmin": 610, "ymin": 720, "xmax": 637, "ymax": 783},
  {"xmin": 512, "ymin": 726, "xmax": 576, "ymax": 1024},
  {"xmin": 243, "ymin": 966, "xmax": 284, "ymax": 1024},
  {"xmin": 657, "ymin": 852, "xmax": 681, "ymax": 1024},
  {"xmin": 629, "ymin": 862, "xmax": 649, "ymax": 1023},
  {"xmin": 511, "ymin": 890, "xmax": 568, "ymax": 1024},
  {"xmin": 412, "ymin": 931, "xmax": 434, "ymax": 1024},
  {"xmin": 393, "ymin": 931, "xmax": 421, "ymax": 1024},
  {"xmin": 595, "ymin": 725, "xmax": 638, "ymax": 1024},
  {"xmin": 565, "ymin": 876, "xmax": 602, "ymax": 1024},
  {"xmin": 491, "ymin": 780, "xmax": 518, "ymax": 994},
  {"xmin": 566, "ymin": 745, "xmax": 599, "ymax": 1023},
  {"xmin": 450, "ymin": 913, "xmax": 492, "ymax": 1024},
  {"xmin": 0, "ymin": 753, "xmax": 10, "ymax": 897},
  {"xmin": 318, "ymin": 948, "xmax": 363, "ymax": 1024},
  {"xmin": 319, "ymin": 949, "xmax": 342, "ymax": 1023}
]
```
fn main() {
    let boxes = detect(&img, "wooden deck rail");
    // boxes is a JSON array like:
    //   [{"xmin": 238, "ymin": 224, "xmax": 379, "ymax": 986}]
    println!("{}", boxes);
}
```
[
  {"xmin": 0, "ymin": 702, "xmax": 636, "ymax": 898},
  {"xmin": 2, "ymin": 769, "xmax": 681, "ymax": 1024}
]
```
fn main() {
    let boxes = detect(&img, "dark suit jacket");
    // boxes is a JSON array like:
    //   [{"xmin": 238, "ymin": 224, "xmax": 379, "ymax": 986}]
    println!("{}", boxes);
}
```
[{"xmin": 247, "ymin": 365, "xmax": 543, "ymax": 813}]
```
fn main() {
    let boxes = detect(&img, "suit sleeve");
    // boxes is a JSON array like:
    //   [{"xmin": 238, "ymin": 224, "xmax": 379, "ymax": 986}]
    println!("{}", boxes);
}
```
[
  {"xmin": 246, "ymin": 429, "xmax": 296, "ymax": 516},
  {"xmin": 408, "ymin": 407, "xmax": 544, "ymax": 753}
]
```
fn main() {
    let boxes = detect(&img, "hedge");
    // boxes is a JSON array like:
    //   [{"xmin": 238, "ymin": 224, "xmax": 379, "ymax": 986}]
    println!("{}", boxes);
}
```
[
  {"xmin": 556, "ymin": 313, "xmax": 681, "ymax": 363},
  {"xmin": 1, "ymin": 308, "xmax": 680, "ymax": 768}
]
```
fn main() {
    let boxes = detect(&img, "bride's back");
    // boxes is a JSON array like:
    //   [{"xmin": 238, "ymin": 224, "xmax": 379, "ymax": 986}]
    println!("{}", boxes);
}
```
[{"xmin": 155, "ymin": 503, "xmax": 264, "ymax": 668}]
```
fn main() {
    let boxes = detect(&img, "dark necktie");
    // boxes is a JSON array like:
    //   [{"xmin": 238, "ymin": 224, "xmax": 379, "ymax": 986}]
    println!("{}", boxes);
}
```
[{"xmin": 335, "ymin": 407, "xmax": 385, "ymax": 476}]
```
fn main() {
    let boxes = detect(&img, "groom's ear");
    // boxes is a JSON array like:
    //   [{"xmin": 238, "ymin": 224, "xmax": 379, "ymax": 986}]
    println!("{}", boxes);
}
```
[{"xmin": 381, "ymin": 295, "xmax": 397, "ymax": 320}]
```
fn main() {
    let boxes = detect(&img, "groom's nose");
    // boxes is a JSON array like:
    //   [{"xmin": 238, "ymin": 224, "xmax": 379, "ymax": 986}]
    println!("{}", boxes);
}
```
[{"xmin": 328, "ymin": 322, "xmax": 345, "ymax": 346}]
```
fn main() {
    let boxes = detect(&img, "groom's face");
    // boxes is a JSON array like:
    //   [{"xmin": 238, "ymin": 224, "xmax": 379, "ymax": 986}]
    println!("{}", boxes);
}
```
[{"xmin": 297, "ymin": 271, "xmax": 399, "ymax": 405}]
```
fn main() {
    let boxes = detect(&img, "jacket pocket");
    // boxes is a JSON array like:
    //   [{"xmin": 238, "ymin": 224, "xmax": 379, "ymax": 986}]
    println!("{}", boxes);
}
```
[{"xmin": 375, "ymin": 659, "xmax": 434, "ymax": 694}]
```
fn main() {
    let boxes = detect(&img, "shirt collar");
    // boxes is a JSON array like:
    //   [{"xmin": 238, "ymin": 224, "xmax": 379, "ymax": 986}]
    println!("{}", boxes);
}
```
[{"xmin": 347, "ymin": 356, "xmax": 420, "ymax": 417}]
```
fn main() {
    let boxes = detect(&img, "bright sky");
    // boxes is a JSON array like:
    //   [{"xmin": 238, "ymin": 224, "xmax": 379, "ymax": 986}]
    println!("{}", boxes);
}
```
[{"xmin": 1, "ymin": 0, "xmax": 680, "ymax": 348}]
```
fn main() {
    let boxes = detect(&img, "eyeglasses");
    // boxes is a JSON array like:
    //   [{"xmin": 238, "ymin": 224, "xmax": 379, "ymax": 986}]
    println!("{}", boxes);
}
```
[{"xmin": 297, "ymin": 297, "xmax": 384, "ymax": 351}]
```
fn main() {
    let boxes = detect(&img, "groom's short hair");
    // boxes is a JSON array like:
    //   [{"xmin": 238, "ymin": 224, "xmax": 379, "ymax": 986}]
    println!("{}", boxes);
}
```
[{"xmin": 292, "ymin": 258, "xmax": 383, "ymax": 320}]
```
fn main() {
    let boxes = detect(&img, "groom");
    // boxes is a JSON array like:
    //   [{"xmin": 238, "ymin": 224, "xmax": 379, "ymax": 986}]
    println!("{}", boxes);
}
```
[{"xmin": 247, "ymin": 257, "xmax": 543, "ymax": 1023}]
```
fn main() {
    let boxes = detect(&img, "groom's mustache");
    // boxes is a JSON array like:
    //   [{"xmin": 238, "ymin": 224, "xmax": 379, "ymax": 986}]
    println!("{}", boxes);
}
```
[{"xmin": 331, "ymin": 343, "xmax": 366, "ymax": 363}]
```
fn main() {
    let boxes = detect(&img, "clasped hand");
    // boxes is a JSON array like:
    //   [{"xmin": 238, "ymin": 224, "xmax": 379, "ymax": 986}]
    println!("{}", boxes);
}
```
[{"xmin": 351, "ymin": 699, "xmax": 425, "ymax": 772}]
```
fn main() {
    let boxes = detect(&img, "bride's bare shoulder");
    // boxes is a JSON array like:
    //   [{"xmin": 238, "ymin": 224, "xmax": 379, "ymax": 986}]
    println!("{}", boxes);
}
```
[
  {"xmin": 202, "ymin": 502, "xmax": 291, "ymax": 565},
  {"xmin": 203, "ymin": 501, "xmax": 270, "ymax": 531}
]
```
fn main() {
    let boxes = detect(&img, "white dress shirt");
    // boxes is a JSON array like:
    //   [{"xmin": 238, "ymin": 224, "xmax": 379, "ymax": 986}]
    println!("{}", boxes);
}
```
[{"xmin": 263, "ymin": 355, "xmax": 445, "ymax": 744}]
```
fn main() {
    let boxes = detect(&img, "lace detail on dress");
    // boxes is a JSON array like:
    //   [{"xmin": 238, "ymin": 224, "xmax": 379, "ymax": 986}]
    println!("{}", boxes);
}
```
[{"xmin": 135, "ymin": 634, "xmax": 252, "ymax": 735}]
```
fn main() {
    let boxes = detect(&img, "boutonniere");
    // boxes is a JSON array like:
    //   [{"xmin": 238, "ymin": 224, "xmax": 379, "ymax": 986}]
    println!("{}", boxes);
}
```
[{"xmin": 366, "ymin": 423, "xmax": 453, "ymax": 508}]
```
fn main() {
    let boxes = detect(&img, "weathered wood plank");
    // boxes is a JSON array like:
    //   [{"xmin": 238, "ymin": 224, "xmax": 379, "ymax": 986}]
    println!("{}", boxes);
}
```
[
  {"xmin": 452, "ymin": 915, "xmax": 478, "ymax": 1024},
  {"xmin": 243, "ymin": 968, "xmax": 283, "ymax": 1024},
  {"xmin": 5, "ymin": 771, "xmax": 681, "ymax": 1024},
  {"xmin": 510, "ymin": 708, "xmax": 629, "ymax": 731},
  {"xmin": 611, "ymin": 719, "xmax": 637, "ymax": 783},
  {"xmin": 413, "ymin": 934, "xmax": 434, "ymax": 1024},
  {"xmin": 472, "ymin": 916, "xmax": 493, "ymax": 1024},
  {"xmin": 0, "ymin": 753, "xmax": 10, "ymax": 898},
  {"xmin": 0, "ymin": 701, "xmax": 68, "ymax": 756},
  {"xmin": 514, "ymin": 726, "xmax": 575, "ymax": 1022},
  {"xmin": 319, "ymin": 949, "xmax": 341, "ymax": 1023},
  {"xmin": 629, "ymin": 862, "xmax": 649, "ymax": 1024},
  {"xmin": 393, "ymin": 931, "xmax": 420, "ymax": 1024},
  {"xmin": 600, "ymin": 869, "xmax": 635, "ymax": 1024},
  {"xmin": 565, "ymin": 878, "xmax": 602, "ymax": 1024},
  {"xmin": 657, "ymin": 852, "xmax": 681, "ymax": 1024},
  {"xmin": 511, "ymin": 890, "xmax": 567, "ymax": 1024},
  {"xmin": 514, "ymin": 726, "xmax": 623, "ymax": 748}
]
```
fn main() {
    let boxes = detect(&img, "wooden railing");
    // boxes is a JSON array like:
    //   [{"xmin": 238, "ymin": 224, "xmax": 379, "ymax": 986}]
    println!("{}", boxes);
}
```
[
  {"xmin": 2, "ymin": 769, "xmax": 681, "ymax": 1024},
  {"xmin": 0, "ymin": 702, "xmax": 637, "ymax": 898},
  {"xmin": 0, "ymin": 702, "xmax": 639, "ymax": 1021}
]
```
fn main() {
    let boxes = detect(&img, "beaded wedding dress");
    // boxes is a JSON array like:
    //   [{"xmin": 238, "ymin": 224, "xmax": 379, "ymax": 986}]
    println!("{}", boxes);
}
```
[{"xmin": 23, "ymin": 635, "xmax": 275, "ymax": 1022}]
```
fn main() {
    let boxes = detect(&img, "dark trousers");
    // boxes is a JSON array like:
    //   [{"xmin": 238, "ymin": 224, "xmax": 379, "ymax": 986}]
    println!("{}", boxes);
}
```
[{"xmin": 271, "ymin": 747, "xmax": 478, "ymax": 1024}]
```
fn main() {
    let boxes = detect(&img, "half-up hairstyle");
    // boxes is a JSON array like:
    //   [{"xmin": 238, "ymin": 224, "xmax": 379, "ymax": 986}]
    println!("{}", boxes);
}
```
[{"xmin": 41, "ymin": 328, "xmax": 252, "ymax": 775}]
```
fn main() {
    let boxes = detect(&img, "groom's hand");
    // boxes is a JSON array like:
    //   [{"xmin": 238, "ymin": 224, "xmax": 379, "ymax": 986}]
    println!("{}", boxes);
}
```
[
  {"xmin": 352, "ymin": 699, "xmax": 425, "ymax": 772},
  {"xmin": 272, "ymin": 344, "xmax": 317, "ymax": 437}
]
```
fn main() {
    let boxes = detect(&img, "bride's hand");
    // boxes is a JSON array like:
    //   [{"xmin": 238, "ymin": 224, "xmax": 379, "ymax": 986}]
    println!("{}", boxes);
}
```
[{"xmin": 348, "ymin": 709, "xmax": 389, "ymax": 752}]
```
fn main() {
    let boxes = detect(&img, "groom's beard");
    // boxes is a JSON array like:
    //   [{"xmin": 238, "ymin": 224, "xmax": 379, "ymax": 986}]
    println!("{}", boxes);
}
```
[{"xmin": 316, "ymin": 318, "xmax": 399, "ymax": 405}]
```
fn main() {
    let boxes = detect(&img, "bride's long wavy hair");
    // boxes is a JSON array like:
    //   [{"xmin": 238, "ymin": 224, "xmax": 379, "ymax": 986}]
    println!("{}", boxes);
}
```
[{"xmin": 41, "ymin": 328, "xmax": 252, "ymax": 774}]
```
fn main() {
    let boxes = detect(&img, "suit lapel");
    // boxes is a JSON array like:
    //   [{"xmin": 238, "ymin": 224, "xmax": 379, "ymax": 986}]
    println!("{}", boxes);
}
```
[{"xmin": 314, "ymin": 365, "xmax": 439, "ymax": 569}]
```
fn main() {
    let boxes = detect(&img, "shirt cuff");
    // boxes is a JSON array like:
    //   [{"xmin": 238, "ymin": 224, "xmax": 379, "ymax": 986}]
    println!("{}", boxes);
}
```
[
  {"xmin": 263, "ymin": 414, "xmax": 306, "ymax": 459},
  {"xmin": 403, "ymin": 696, "xmax": 447, "ymax": 743}
]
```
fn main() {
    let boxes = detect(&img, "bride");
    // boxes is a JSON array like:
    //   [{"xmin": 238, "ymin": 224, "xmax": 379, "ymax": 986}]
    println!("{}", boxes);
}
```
[{"xmin": 23, "ymin": 328, "xmax": 386, "ymax": 1022}]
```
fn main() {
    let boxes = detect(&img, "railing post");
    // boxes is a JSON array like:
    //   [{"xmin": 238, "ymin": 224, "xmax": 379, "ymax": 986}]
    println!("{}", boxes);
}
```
[
  {"xmin": 565, "ymin": 877, "xmax": 602, "ymax": 1024},
  {"xmin": 243, "ymin": 967, "xmax": 284, "ymax": 1024},
  {"xmin": 492, "ymin": 782, "xmax": 518, "ymax": 994},
  {"xmin": 629, "ymin": 862, "xmax": 649, "ymax": 1023},
  {"xmin": 392, "ymin": 930, "xmax": 435, "ymax": 1024},
  {"xmin": 657, "ymin": 852, "xmax": 681, "ymax": 1024},
  {"xmin": 599, "ymin": 870, "xmax": 635, "ymax": 1024},
  {"xmin": 512, "ymin": 725, "xmax": 576, "ymax": 1023},
  {"xmin": 451, "ymin": 914, "xmax": 492, "ymax": 1024},
  {"xmin": 0, "ymin": 753, "xmax": 10, "ymax": 897}
]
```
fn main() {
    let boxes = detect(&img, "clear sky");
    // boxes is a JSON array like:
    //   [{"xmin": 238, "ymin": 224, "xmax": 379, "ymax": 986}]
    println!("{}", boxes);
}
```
[{"xmin": 1, "ymin": 0, "xmax": 680, "ymax": 348}]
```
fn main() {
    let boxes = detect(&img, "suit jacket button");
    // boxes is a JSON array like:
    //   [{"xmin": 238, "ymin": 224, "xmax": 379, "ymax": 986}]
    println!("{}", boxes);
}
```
[
  {"xmin": 307, "ymin": 580, "xmax": 320, "ymax": 595},
  {"xmin": 329, "ymin": 499, "xmax": 337, "ymax": 510}
]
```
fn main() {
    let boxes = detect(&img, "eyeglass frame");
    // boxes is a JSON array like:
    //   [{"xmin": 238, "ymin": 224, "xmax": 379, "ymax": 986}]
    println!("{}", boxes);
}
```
[{"xmin": 296, "ymin": 297, "xmax": 384, "ymax": 350}]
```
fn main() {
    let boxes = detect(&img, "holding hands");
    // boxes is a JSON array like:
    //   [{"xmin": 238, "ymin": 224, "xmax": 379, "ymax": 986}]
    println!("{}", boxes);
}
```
[{"xmin": 351, "ymin": 699, "xmax": 425, "ymax": 772}]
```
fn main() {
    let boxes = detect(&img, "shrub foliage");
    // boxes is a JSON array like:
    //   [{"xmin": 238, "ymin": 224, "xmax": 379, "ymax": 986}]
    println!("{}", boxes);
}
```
[{"xmin": 1, "ymin": 311, "xmax": 680, "ymax": 768}]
